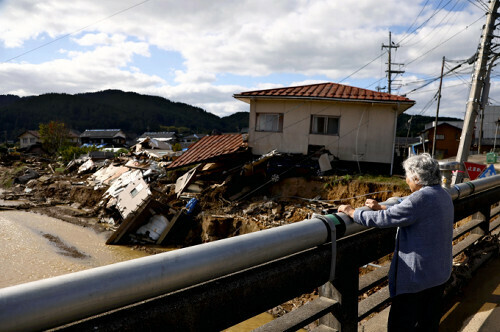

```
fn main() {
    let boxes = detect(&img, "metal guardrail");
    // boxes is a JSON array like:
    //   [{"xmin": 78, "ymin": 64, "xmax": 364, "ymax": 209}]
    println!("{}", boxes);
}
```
[{"xmin": 1, "ymin": 175, "xmax": 499, "ymax": 332}]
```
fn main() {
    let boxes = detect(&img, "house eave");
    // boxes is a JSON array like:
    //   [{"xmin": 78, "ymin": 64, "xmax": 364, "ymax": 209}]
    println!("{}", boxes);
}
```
[{"xmin": 233, "ymin": 95, "xmax": 415, "ymax": 112}]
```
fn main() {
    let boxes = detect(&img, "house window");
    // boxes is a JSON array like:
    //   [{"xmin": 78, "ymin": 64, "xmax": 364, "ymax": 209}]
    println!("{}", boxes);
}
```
[
  {"xmin": 22, "ymin": 138, "xmax": 28, "ymax": 143},
  {"xmin": 435, "ymin": 134, "xmax": 444, "ymax": 140},
  {"xmin": 310, "ymin": 115, "xmax": 339, "ymax": 135},
  {"xmin": 256, "ymin": 113, "xmax": 283, "ymax": 132},
  {"xmin": 29, "ymin": 138, "xmax": 36, "ymax": 143}
]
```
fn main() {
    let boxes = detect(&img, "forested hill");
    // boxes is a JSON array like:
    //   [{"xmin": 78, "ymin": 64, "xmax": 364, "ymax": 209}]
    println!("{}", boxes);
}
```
[
  {"xmin": 0, "ymin": 90, "xmax": 250, "ymax": 140},
  {"xmin": 0, "ymin": 89, "xmax": 461, "ymax": 141}
]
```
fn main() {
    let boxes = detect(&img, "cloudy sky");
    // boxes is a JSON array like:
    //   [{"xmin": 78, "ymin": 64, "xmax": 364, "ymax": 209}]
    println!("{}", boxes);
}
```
[{"xmin": 0, "ymin": 0, "xmax": 497, "ymax": 119}]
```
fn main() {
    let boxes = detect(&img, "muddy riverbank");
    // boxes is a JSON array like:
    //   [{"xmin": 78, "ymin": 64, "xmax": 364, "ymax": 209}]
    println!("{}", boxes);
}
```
[{"xmin": 0, "ymin": 210, "xmax": 149, "ymax": 288}]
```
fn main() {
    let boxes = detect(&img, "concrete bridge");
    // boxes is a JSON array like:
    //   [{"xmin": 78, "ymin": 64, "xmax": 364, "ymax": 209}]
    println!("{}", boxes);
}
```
[{"xmin": 0, "ymin": 175, "xmax": 499, "ymax": 331}]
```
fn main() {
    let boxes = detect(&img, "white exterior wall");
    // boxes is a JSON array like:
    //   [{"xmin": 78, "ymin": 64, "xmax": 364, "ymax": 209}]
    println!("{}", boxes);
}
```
[
  {"xmin": 19, "ymin": 133, "xmax": 40, "ymax": 148},
  {"xmin": 248, "ymin": 99, "xmax": 398, "ymax": 164}
]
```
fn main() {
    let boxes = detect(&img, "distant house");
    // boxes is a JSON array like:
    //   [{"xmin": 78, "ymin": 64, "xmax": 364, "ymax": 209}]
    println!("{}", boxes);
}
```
[
  {"xmin": 234, "ymin": 82, "xmax": 415, "ymax": 173},
  {"xmin": 18, "ymin": 130, "xmax": 41, "ymax": 148},
  {"xmin": 19, "ymin": 129, "xmax": 82, "ymax": 150},
  {"xmin": 182, "ymin": 134, "xmax": 207, "ymax": 144},
  {"xmin": 80, "ymin": 129, "xmax": 127, "ymax": 147},
  {"xmin": 414, "ymin": 121, "xmax": 463, "ymax": 159},
  {"xmin": 136, "ymin": 132, "xmax": 179, "ymax": 144},
  {"xmin": 68, "ymin": 129, "xmax": 81, "ymax": 146}
]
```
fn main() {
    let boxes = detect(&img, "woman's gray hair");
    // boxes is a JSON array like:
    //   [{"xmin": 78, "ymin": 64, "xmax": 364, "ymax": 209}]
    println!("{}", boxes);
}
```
[{"xmin": 403, "ymin": 153, "xmax": 441, "ymax": 186}]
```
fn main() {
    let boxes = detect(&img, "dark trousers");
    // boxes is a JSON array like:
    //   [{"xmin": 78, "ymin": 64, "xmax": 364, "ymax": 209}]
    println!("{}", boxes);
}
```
[{"xmin": 388, "ymin": 283, "xmax": 445, "ymax": 332}]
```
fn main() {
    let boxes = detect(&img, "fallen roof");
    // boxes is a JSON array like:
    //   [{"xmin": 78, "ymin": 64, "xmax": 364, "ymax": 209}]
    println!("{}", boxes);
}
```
[
  {"xmin": 167, "ymin": 133, "xmax": 247, "ymax": 169},
  {"xmin": 233, "ymin": 82, "xmax": 414, "ymax": 104}
]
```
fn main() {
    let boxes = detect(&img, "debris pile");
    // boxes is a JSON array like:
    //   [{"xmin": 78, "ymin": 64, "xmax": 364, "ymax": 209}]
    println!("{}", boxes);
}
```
[{"xmin": 0, "ymin": 135, "xmax": 411, "ymax": 248}]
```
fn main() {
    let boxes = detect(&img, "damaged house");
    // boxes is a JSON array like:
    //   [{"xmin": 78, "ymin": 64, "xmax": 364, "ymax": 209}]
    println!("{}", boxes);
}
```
[{"xmin": 233, "ymin": 82, "xmax": 415, "ymax": 173}]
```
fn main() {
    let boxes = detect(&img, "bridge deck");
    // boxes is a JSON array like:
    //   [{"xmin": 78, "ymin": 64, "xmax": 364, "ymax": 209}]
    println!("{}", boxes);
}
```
[{"xmin": 359, "ymin": 255, "xmax": 500, "ymax": 332}]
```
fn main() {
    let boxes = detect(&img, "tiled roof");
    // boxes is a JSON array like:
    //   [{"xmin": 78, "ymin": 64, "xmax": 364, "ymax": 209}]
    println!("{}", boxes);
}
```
[
  {"xmin": 168, "ymin": 134, "xmax": 247, "ymax": 169},
  {"xmin": 81, "ymin": 129, "xmax": 124, "ymax": 138},
  {"xmin": 138, "ymin": 132, "xmax": 177, "ymax": 139},
  {"xmin": 234, "ymin": 82, "xmax": 414, "ymax": 103},
  {"xmin": 19, "ymin": 130, "xmax": 40, "ymax": 138}
]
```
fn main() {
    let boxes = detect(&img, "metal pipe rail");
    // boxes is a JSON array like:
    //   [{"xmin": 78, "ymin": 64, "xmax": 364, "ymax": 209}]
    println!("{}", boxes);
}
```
[
  {"xmin": 1, "ymin": 174, "xmax": 499, "ymax": 331},
  {"xmin": 0, "ymin": 216, "xmax": 338, "ymax": 331}
]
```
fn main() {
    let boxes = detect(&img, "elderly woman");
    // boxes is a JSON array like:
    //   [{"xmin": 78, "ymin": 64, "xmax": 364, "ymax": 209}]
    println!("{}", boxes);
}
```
[{"xmin": 338, "ymin": 153, "xmax": 453, "ymax": 332}]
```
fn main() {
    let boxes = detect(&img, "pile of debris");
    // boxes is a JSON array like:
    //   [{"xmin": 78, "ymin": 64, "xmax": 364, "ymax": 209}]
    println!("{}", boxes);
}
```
[{"xmin": 0, "ymin": 133, "xmax": 411, "ymax": 248}]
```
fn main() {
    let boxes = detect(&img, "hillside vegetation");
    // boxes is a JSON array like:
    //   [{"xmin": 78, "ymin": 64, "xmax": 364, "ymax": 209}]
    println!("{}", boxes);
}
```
[
  {"xmin": 0, "ymin": 90, "xmax": 249, "ymax": 140},
  {"xmin": 0, "ymin": 89, "xmax": 460, "ymax": 141}
]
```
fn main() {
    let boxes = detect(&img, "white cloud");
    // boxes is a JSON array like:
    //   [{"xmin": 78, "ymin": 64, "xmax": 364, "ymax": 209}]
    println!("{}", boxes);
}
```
[{"xmin": 0, "ymin": 0, "xmax": 492, "ymax": 118}]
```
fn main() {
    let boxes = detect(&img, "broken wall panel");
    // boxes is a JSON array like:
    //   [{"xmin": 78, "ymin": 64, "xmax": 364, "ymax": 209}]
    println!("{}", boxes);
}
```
[{"xmin": 117, "ymin": 175, "xmax": 151, "ymax": 219}]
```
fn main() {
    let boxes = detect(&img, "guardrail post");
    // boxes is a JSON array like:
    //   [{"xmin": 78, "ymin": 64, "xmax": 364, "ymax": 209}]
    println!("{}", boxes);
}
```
[
  {"xmin": 472, "ymin": 207, "xmax": 491, "ymax": 236},
  {"xmin": 319, "ymin": 259, "xmax": 359, "ymax": 332},
  {"xmin": 318, "ymin": 282, "xmax": 341, "ymax": 330}
]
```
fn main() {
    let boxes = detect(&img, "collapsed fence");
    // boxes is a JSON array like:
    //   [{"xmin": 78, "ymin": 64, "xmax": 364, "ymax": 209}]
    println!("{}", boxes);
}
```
[{"xmin": 0, "ymin": 175, "xmax": 499, "ymax": 332}]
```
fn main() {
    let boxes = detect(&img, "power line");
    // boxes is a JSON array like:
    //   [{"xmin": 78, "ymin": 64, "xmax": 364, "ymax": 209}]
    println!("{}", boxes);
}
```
[
  {"xmin": 398, "ymin": 0, "xmax": 454, "ymax": 46},
  {"xmin": 2, "ymin": 0, "xmax": 151, "ymax": 63},
  {"xmin": 404, "ymin": 14, "xmax": 484, "ymax": 67},
  {"xmin": 338, "ymin": 52, "xmax": 385, "ymax": 83}
]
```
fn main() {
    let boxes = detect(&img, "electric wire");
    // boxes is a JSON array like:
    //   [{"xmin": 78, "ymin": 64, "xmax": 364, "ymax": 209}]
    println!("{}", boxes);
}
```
[
  {"xmin": 2, "ymin": 0, "xmax": 151, "ymax": 63},
  {"xmin": 398, "ymin": 0, "xmax": 453, "ymax": 46},
  {"xmin": 465, "ymin": 0, "xmax": 489, "ymax": 11},
  {"xmin": 404, "ymin": 14, "xmax": 484, "ymax": 67}
]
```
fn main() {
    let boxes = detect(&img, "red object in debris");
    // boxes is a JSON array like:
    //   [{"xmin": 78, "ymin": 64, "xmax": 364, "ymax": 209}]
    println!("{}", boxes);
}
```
[{"xmin": 464, "ymin": 162, "xmax": 487, "ymax": 180}]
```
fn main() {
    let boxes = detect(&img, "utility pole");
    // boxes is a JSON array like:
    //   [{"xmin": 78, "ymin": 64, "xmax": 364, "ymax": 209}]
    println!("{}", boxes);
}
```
[
  {"xmin": 382, "ymin": 31, "xmax": 404, "ymax": 94},
  {"xmin": 432, "ymin": 56, "xmax": 445, "ymax": 158},
  {"xmin": 383, "ymin": 31, "xmax": 405, "ymax": 176},
  {"xmin": 454, "ymin": 0, "xmax": 500, "ymax": 184}
]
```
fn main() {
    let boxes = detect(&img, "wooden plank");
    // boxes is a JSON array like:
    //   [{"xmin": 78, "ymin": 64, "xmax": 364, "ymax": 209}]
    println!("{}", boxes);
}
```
[
  {"xmin": 254, "ymin": 297, "xmax": 338, "ymax": 332},
  {"xmin": 156, "ymin": 209, "xmax": 183, "ymax": 244},
  {"xmin": 106, "ymin": 197, "xmax": 152, "ymax": 244}
]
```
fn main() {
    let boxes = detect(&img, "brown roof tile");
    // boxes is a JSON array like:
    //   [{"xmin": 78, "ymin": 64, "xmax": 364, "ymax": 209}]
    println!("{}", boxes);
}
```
[
  {"xmin": 234, "ymin": 82, "xmax": 414, "ymax": 103},
  {"xmin": 168, "ymin": 134, "xmax": 247, "ymax": 169}
]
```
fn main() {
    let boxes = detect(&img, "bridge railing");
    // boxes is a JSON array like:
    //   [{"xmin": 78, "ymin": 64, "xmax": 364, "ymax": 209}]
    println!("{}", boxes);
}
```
[{"xmin": 1, "ymin": 175, "xmax": 499, "ymax": 332}]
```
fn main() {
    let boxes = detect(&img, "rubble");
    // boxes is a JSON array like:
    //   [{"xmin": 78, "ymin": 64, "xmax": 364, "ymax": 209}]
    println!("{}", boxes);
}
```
[{"xmin": 0, "ymin": 146, "xmax": 416, "ymax": 325}]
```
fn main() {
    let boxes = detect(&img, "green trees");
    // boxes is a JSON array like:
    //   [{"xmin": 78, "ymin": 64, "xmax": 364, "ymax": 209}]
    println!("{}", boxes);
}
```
[{"xmin": 39, "ymin": 121, "xmax": 70, "ymax": 155}]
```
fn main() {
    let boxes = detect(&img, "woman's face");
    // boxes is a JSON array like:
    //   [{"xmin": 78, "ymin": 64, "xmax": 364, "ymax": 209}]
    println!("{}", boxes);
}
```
[{"xmin": 406, "ymin": 176, "xmax": 422, "ymax": 192}]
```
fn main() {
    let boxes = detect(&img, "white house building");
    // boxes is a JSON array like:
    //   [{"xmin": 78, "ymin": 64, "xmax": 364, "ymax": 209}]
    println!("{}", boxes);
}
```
[{"xmin": 234, "ymin": 82, "xmax": 415, "ymax": 171}]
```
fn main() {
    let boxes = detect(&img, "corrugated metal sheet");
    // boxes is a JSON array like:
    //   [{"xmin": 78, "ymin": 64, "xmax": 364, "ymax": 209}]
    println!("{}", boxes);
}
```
[
  {"xmin": 233, "ymin": 82, "xmax": 413, "ymax": 103},
  {"xmin": 168, "ymin": 134, "xmax": 246, "ymax": 169}
]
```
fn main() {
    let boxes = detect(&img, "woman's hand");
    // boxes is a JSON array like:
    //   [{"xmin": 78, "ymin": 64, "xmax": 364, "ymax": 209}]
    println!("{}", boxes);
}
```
[
  {"xmin": 338, "ymin": 204, "xmax": 355, "ymax": 218},
  {"xmin": 365, "ymin": 199, "xmax": 386, "ymax": 211}
]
